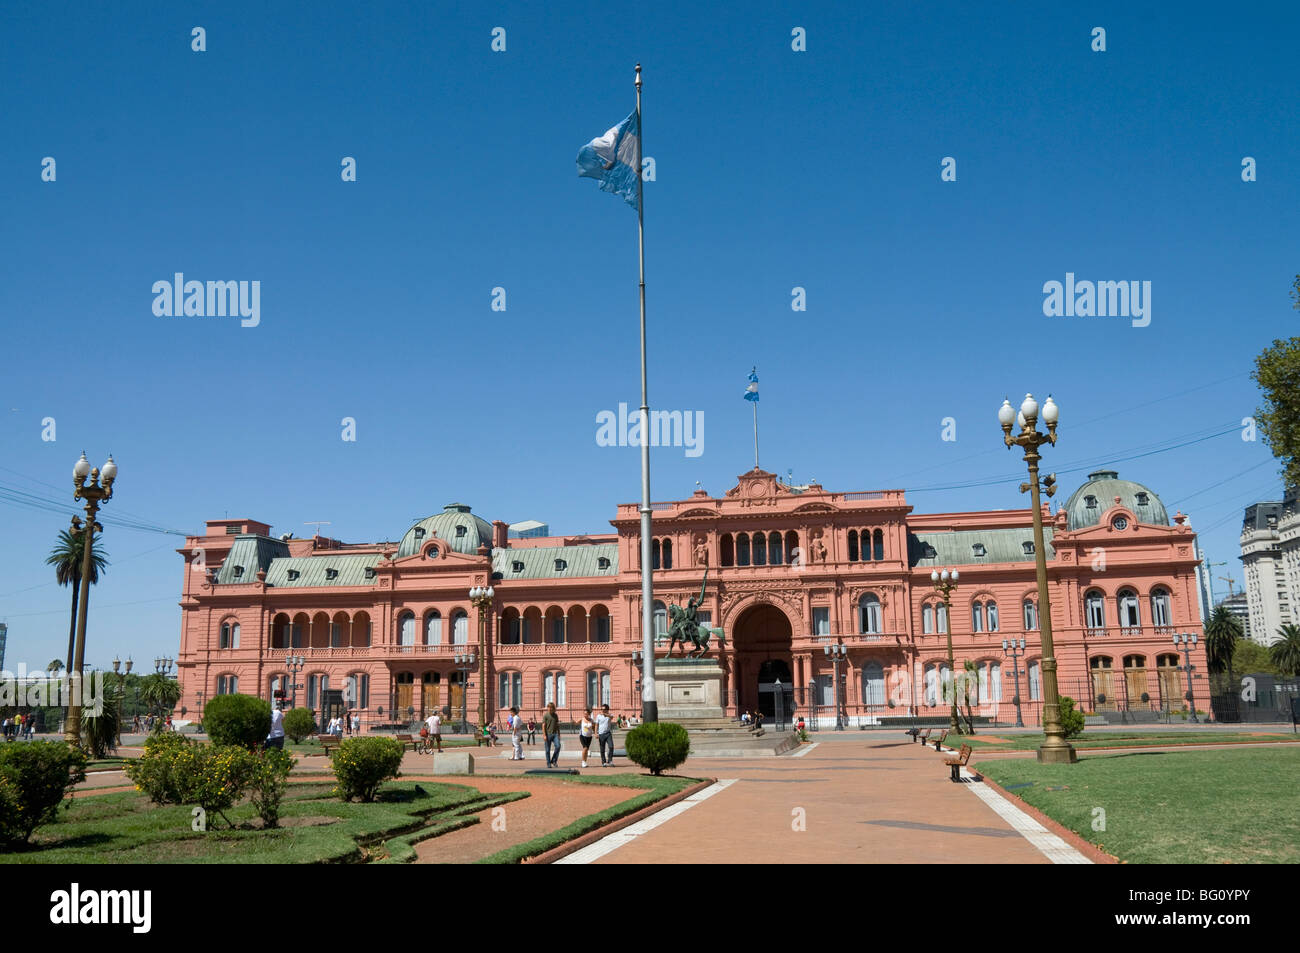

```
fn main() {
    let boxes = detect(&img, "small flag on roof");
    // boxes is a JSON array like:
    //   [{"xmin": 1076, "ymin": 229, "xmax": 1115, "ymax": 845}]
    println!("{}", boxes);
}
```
[{"xmin": 744, "ymin": 368, "xmax": 760, "ymax": 402}]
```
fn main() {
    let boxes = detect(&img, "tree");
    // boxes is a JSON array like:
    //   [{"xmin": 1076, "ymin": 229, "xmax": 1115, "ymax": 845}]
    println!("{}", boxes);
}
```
[
  {"xmin": 1205, "ymin": 606, "xmax": 1243, "ymax": 687},
  {"xmin": 1249, "ymin": 275, "xmax": 1300, "ymax": 488},
  {"xmin": 1234, "ymin": 638, "xmax": 1282, "ymax": 677},
  {"xmin": 46, "ymin": 660, "xmax": 63, "ymax": 674},
  {"xmin": 1271, "ymin": 624, "xmax": 1300, "ymax": 677},
  {"xmin": 45, "ymin": 527, "xmax": 108, "ymax": 673},
  {"xmin": 139, "ymin": 674, "xmax": 181, "ymax": 718}
]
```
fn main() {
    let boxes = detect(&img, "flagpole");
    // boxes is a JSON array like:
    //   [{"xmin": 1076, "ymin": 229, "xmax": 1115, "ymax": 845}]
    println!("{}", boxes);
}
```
[
  {"xmin": 635, "ymin": 63, "xmax": 658, "ymax": 724},
  {"xmin": 752, "ymin": 398, "xmax": 759, "ymax": 469}
]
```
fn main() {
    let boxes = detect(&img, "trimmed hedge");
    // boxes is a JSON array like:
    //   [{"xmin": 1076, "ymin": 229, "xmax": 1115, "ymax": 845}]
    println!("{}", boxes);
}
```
[
  {"xmin": 283, "ymin": 707, "xmax": 316, "ymax": 743},
  {"xmin": 203, "ymin": 694, "xmax": 272, "ymax": 750},
  {"xmin": 332, "ymin": 737, "xmax": 404, "ymax": 802},
  {"xmin": 624, "ymin": 722, "xmax": 690, "ymax": 776},
  {"xmin": 0, "ymin": 741, "xmax": 88, "ymax": 845}
]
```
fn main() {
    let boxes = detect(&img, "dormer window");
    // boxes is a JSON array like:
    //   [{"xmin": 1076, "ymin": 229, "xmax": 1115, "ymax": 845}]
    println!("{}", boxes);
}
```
[
  {"xmin": 1135, "ymin": 492, "xmax": 1149, "ymax": 506},
  {"xmin": 456, "ymin": 525, "xmax": 468, "ymax": 538},
  {"xmin": 921, "ymin": 543, "xmax": 937, "ymax": 559},
  {"xmin": 325, "ymin": 568, "xmax": 338, "ymax": 580},
  {"xmin": 1084, "ymin": 495, "xmax": 1098, "ymax": 509},
  {"xmin": 414, "ymin": 527, "xmax": 426, "ymax": 540},
  {"xmin": 972, "ymin": 544, "xmax": 987, "ymax": 558},
  {"xmin": 554, "ymin": 559, "xmax": 568, "ymax": 572},
  {"xmin": 598, "ymin": 557, "xmax": 611, "ymax": 570},
  {"xmin": 287, "ymin": 569, "xmax": 300, "ymax": 581},
  {"xmin": 232, "ymin": 565, "xmax": 245, "ymax": 578},
  {"xmin": 511, "ymin": 561, "xmax": 524, "ymax": 573},
  {"xmin": 364, "ymin": 567, "xmax": 376, "ymax": 579},
  {"xmin": 1022, "ymin": 541, "xmax": 1035, "ymax": 555}
]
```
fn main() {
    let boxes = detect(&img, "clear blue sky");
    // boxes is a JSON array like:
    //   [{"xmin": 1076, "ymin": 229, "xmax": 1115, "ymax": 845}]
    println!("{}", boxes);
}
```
[{"xmin": 2, "ymin": 1, "xmax": 1296, "ymax": 671}]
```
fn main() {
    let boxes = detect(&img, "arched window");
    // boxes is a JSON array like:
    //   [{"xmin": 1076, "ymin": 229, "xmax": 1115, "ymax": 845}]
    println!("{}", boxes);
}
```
[
  {"xmin": 971, "ymin": 602, "xmax": 985, "ymax": 633},
  {"xmin": 785, "ymin": 531, "xmax": 799, "ymax": 564},
  {"xmin": 769, "ymin": 532, "xmax": 783, "ymax": 565},
  {"xmin": 737, "ymin": 533, "xmax": 751, "ymax": 567},
  {"xmin": 986, "ymin": 661, "xmax": 1002, "ymax": 702},
  {"xmin": 1084, "ymin": 590, "xmax": 1106, "ymax": 629},
  {"xmin": 922, "ymin": 604, "xmax": 934, "ymax": 634},
  {"xmin": 587, "ymin": 669, "xmax": 611, "ymax": 707},
  {"xmin": 848, "ymin": 530, "xmax": 860, "ymax": 562},
  {"xmin": 425, "ymin": 610, "xmax": 442, "ymax": 645},
  {"xmin": 1150, "ymin": 587, "xmax": 1171, "ymax": 627},
  {"xmin": 398, "ymin": 611, "xmax": 416, "ymax": 646},
  {"xmin": 452, "ymin": 610, "xmax": 469, "ymax": 645},
  {"xmin": 308, "ymin": 673, "xmax": 328, "ymax": 708},
  {"xmin": 549, "ymin": 610, "xmax": 565, "ymax": 644},
  {"xmin": 662, "ymin": 539, "xmax": 673, "ymax": 569},
  {"xmin": 862, "ymin": 662, "xmax": 885, "ymax": 706},
  {"xmin": 1118, "ymin": 588, "xmax": 1140, "ymax": 629},
  {"xmin": 291, "ymin": 614, "xmax": 307, "ymax": 649},
  {"xmin": 937, "ymin": 603, "xmax": 949, "ymax": 634},
  {"xmin": 354, "ymin": 673, "xmax": 369, "ymax": 709},
  {"xmin": 344, "ymin": 674, "xmax": 359, "ymax": 707},
  {"xmin": 720, "ymin": 534, "xmax": 734, "ymax": 567},
  {"xmin": 353, "ymin": 611, "xmax": 372, "ymax": 648},
  {"xmin": 330, "ymin": 614, "xmax": 345, "ymax": 648},
  {"xmin": 498, "ymin": 671, "xmax": 522, "ymax": 708},
  {"xmin": 653, "ymin": 601, "xmax": 667, "ymax": 637},
  {"xmin": 986, "ymin": 602, "xmax": 999, "ymax": 632},
  {"xmin": 873, "ymin": 529, "xmax": 884, "ymax": 560},
  {"xmin": 753, "ymin": 532, "xmax": 767, "ymax": 566},
  {"xmin": 924, "ymin": 663, "xmax": 938, "ymax": 706},
  {"xmin": 651, "ymin": 538, "xmax": 661, "ymax": 570},
  {"xmin": 269, "ymin": 674, "xmax": 283, "ymax": 701},
  {"xmin": 859, "ymin": 594, "xmax": 882, "ymax": 634},
  {"xmin": 1023, "ymin": 599, "xmax": 1038, "ymax": 631},
  {"xmin": 1028, "ymin": 660, "xmax": 1042, "ymax": 701},
  {"xmin": 217, "ymin": 674, "xmax": 238, "ymax": 695},
  {"xmin": 219, "ymin": 621, "xmax": 241, "ymax": 649},
  {"xmin": 543, "ymin": 670, "xmax": 567, "ymax": 707}
]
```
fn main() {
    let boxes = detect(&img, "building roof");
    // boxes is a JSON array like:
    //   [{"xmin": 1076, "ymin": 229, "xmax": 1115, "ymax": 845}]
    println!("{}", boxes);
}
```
[
  {"xmin": 263, "ymin": 554, "xmax": 385, "ymax": 588},
  {"xmin": 397, "ymin": 503, "xmax": 494, "ymax": 557},
  {"xmin": 1062, "ymin": 469, "xmax": 1168, "ymax": 530},
  {"xmin": 491, "ymin": 544, "xmax": 619, "ymax": 580},
  {"xmin": 214, "ymin": 535, "xmax": 290, "ymax": 583},
  {"xmin": 908, "ymin": 526, "xmax": 1054, "ymax": 568}
]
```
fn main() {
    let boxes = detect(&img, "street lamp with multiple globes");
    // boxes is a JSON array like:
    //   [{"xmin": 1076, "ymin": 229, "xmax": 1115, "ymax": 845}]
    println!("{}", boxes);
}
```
[
  {"xmin": 469, "ymin": 586, "xmax": 494, "ymax": 729},
  {"xmin": 999, "ymin": 392, "xmax": 1076, "ymax": 763},
  {"xmin": 1173, "ymin": 632, "xmax": 1200, "ymax": 723},
  {"xmin": 453, "ymin": 651, "xmax": 477, "ymax": 733},
  {"xmin": 1002, "ymin": 638, "xmax": 1027, "ymax": 728},
  {"xmin": 285, "ymin": 654, "xmax": 306, "ymax": 710},
  {"xmin": 823, "ymin": 641, "xmax": 848, "ymax": 730},
  {"xmin": 930, "ymin": 569, "xmax": 960, "ymax": 731},
  {"xmin": 64, "ymin": 452, "xmax": 117, "ymax": 747}
]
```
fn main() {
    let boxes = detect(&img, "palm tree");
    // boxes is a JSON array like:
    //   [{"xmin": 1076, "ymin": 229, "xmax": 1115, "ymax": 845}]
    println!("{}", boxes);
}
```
[
  {"xmin": 1270, "ymin": 624, "xmax": 1300, "ymax": 677},
  {"xmin": 46, "ymin": 525, "xmax": 109, "ymax": 673},
  {"xmin": 46, "ymin": 659, "xmax": 63, "ymax": 674},
  {"xmin": 139, "ymin": 674, "xmax": 182, "ymax": 720},
  {"xmin": 1205, "ymin": 606, "xmax": 1243, "ymax": 721}
]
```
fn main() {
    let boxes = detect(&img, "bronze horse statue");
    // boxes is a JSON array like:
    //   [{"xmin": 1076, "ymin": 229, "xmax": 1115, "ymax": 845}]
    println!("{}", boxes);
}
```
[{"xmin": 664, "ymin": 569, "xmax": 725, "ymax": 658}]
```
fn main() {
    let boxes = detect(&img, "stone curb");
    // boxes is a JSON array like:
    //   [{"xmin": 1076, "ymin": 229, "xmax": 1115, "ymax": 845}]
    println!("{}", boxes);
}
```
[
  {"xmin": 523, "ymin": 776, "xmax": 717, "ymax": 865},
  {"xmin": 972, "ymin": 770, "xmax": 1118, "ymax": 865}
]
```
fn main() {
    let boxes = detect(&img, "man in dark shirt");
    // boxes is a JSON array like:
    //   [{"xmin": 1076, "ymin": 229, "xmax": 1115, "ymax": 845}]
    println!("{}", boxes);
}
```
[{"xmin": 543, "ymin": 702, "xmax": 561, "ymax": 767}]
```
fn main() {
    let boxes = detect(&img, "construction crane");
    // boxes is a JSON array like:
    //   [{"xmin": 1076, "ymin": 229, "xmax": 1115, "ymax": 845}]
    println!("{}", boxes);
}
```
[
  {"xmin": 1203, "ymin": 559, "xmax": 1229, "ymax": 604},
  {"xmin": 1218, "ymin": 574, "xmax": 1238, "ymax": 599}
]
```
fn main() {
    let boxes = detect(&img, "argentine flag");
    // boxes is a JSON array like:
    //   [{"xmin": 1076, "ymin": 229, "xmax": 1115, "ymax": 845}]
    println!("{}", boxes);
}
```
[
  {"xmin": 577, "ymin": 111, "xmax": 641, "ymax": 210},
  {"xmin": 744, "ymin": 368, "xmax": 760, "ymax": 401}
]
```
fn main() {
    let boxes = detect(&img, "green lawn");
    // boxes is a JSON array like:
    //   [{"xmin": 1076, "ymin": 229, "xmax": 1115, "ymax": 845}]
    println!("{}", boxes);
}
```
[
  {"xmin": 945, "ymin": 731, "xmax": 1299, "ymax": 751},
  {"xmin": 0, "ymin": 781, "xmax": 489, "ymax": 864},
  {"xmin": 975, "ymin": 746, "xmax": 1300, "ymax": 863}
]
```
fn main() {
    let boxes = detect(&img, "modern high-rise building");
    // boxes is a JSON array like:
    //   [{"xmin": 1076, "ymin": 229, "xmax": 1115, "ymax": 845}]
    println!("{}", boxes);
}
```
[
  {"xmin": 1217, "ymin": 592, "xmax": 1252, "ymax": 642},
  {"xmin": 1240, "ymin": 497, "xmax": 1296, "ymax": 645},
  {"xmin": 0, "ymin": 622, "xmax": 7, "ymax": 673}
]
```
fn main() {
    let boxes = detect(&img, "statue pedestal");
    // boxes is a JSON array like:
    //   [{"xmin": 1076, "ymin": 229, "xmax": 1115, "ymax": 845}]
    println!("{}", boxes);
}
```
[{"xmin": 654, "ymin": 657, "xmax": 725, "ymax": 720}]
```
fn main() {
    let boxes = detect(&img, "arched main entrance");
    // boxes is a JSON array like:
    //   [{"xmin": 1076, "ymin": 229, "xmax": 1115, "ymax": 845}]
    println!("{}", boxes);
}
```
[{"xmin": 731, "ymin": 603, "xmax": 794, "ymax": 717}]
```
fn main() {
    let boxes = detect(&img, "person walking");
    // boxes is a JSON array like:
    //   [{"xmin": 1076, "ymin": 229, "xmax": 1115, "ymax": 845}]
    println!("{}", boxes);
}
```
[
  {"xmin": 424, "ymin": 709, "xmax": 443, "ymax": 754},
  {"xmin": 351, "ymin": 711, "xmax": 360, "ymax": 736},
  {"xmin": 578, "ymin": 708, "xmax": 595, "ymax": 768},
  {"xmin": 509, "ymin": 706, "xmax": 524, "ymax": 760},
  {"xmin": 265, "ymin": 703, "xmax": 286, "ymax": 750},
  {"xmin": 526, "ymin": 716, "xmax": 537, "ymax": 746},
  {"xmin": 543, "ymin": 702, "xmax": 561, "ymax": 767},
  {"xmin": 596, "ymin": 704, "xmax": 615, "ymax": 767}
]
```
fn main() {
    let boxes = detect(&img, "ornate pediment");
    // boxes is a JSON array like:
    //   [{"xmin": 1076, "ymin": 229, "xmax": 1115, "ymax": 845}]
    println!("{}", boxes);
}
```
[{"xmin": 725, "ymin": 468, "xmax": 785, "ymax": 507}]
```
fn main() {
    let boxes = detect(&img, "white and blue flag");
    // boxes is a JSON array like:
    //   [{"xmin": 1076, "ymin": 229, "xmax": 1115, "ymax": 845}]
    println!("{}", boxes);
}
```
[
  {"xmin": 744, "ymin": 368, "xmax": 760, "ymax": 402},
  {"xmin": 577, "ymin": 111, "xmax": 641, "ymax": 210}
]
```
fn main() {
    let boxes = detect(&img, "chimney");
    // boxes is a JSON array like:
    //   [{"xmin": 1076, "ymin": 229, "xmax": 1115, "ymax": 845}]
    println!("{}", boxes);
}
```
[{"xmin": 492, "ymin": 520, "xmax": 508, "ymax": 549}]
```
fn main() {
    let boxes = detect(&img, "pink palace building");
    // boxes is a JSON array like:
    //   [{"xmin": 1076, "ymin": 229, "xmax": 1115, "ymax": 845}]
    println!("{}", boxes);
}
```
[{"xmin": 175, "ymin": 467, "xmax": 1209, "ymax": 728}]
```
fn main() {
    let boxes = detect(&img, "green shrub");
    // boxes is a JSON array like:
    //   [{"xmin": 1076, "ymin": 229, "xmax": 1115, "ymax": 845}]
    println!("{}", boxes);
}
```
[
  {"xmin": 248, "ymin": 748, "xmax": 294, "ymax": 828},
  {"xmin": 82, "ymin": 693, "xmax": 123, "ymax": 759},
  {"xmin": 332, "ymin": 737, "xmax": 404, "ymax": 802},
  {"xmin": 624, "ymin": 722, "xmax": 690, "ymax": 776},
  {"xmin": 0, "ymin": 741, "xmax": 88, "ymax": 845},
  {"xmin": 283, "ymin": 707, "xmax": 316, "ymax": 743},
  {"xmin": 203, "ymin": 694, "xmax": 272, "ymax": 750},
  {"xmin": 171, "ymin": 744, "xmax": 257, "ymax": 828},
  {"xmin": 1058, "ymin": 696, "xmax": 1085, "ymax": 739},
  {"xmin": 125, "ymin": 731, "xmax": 192, "ymax": 804}
]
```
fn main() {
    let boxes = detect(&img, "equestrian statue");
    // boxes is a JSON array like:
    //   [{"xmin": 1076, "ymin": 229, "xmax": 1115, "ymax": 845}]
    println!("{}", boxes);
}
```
[{"xmin": 664, "ymin": 568, "xmax": 726, "ymax": 658}]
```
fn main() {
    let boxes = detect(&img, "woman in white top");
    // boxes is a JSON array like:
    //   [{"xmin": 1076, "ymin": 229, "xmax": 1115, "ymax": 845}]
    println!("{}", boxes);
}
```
[{"xmin": 579, "ymin": 709, "xmax": 595, "ymax": 767}]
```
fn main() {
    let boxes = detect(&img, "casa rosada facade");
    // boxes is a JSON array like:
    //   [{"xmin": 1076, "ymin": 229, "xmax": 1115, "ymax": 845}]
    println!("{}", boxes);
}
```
[{"xmin": 175, "ymin": 468, "xmax": 1209, "ymax": 727}]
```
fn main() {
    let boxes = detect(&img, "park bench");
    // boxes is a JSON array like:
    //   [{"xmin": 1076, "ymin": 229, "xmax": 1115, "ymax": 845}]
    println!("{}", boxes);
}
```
[
  {"xmin": 905, "ymin": 726, "xmax": 921, "ymax": 742},
  {"xmin": 394, "ymin": 733, "xmax": 422, "ymax": 752},
  {"xmin": 318, "ymin": 735, "xmax": 342, "ymax": 756},
  {"xmin": 932, "ymin": 729, "xmax": 949, "ymax": 751},
  {"xmin": 917, "ymin": 728, "xmax": 933, "ymax": 746},
  {"xmin": 944, "ymin": 744, "xmax": 973, "ymax": 782}
]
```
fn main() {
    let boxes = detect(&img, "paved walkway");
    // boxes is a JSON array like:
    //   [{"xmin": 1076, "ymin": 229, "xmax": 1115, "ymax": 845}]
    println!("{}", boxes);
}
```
[{"xmin": 575, "ymin": 738, "xmax": 1057, "ymax": 864}]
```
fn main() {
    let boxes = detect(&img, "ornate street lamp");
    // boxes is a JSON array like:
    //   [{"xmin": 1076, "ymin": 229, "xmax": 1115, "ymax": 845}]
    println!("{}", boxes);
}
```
[
  {"xmin": 1000, "ymin": 393, "xmax": 1076, "ymax": 763},
  {"xmin": 286, "ymin": 655, "xmax": 305, "ymax": 709},
  {"xmin": 930, "ymin": 568, "xmax": 960, "ymax": 731},
  {"xmin": 469, "ymin": 586, "xmax": 494, "ymax": 731},
  {"xmin": 1002, "ymin": 638, "xmax": 1026, "ymax": 728},
  {"xmin": 824, "ymin": 641, "xmax": 848, "ymax": 730},
  {"xmin": 1173, "ymin": 632, "xmax": 1200, "ymax": 723},
  {"xmin": 453, "ymin": 651, "xmax": 477, "ymax": 734},
  {"xmin": 65, "ymin": 452, "xmax": 117, "ymax": 747}
]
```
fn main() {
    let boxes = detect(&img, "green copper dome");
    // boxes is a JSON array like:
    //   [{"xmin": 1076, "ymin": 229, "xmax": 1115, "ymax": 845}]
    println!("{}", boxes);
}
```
[
  {"xmin": 1062, "ymin": 470, "xmax": 1168, "ymax": 530},
  {"xmin": 397, "ymin": 503, "xmax": 494, "ymax": 557}
]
